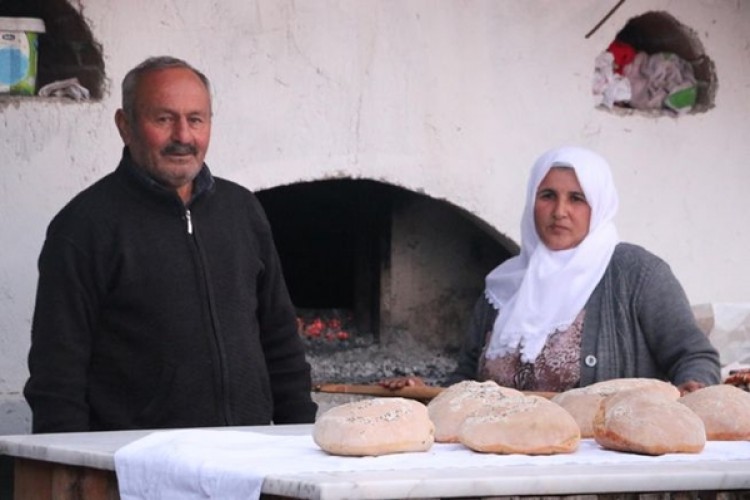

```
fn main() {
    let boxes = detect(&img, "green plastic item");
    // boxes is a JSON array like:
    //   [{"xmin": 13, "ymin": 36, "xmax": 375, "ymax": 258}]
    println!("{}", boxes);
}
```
[{"xmin": 665, "ymin": 86, "xmax": 697, "ymax": 113}]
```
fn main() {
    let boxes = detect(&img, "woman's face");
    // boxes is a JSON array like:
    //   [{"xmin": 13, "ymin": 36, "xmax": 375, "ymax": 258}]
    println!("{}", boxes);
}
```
[{"xmin": 533, "ymin": 167, "xmax": 592, "ymax": 251}]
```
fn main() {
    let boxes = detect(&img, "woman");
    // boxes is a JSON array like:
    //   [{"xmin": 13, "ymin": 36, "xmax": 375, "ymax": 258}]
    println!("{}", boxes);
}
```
[{"xmin": 382, "ymin": 146, "xmax": 720, "ymax": 395}]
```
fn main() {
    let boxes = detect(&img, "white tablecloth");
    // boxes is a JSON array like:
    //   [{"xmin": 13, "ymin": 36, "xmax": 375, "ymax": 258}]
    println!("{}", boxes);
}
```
[{"xmin": 114, "ymin": 429, "xmax": 750, "ymax": 500}]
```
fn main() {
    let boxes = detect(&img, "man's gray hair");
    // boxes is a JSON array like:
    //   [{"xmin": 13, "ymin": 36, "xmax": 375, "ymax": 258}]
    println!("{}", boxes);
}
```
[{"xmin": 121, "ymin": 56, "xmax": 212, "ymax": 123}]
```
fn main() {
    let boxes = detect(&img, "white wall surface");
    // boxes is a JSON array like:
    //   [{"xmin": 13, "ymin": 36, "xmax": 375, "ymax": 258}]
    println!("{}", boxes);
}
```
[{"xmin": 1, "ymin": 0, "xmax": 749, "ymax": 434}]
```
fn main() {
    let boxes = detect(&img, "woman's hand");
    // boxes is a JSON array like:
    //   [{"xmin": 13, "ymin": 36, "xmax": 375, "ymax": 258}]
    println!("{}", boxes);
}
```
[
  {"xmin": 378, "ymin": 376, "xmax": 426, "ymax": 390},
  {"xmin": 677, "ymin": 380, "xmax": 705, "ymax": 396}
]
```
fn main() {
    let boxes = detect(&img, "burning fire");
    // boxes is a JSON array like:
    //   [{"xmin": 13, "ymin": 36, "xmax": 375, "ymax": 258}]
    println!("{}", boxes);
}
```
[{"xmin": 297, "ymin": 313, "xmax": 351, "ymax": 342}]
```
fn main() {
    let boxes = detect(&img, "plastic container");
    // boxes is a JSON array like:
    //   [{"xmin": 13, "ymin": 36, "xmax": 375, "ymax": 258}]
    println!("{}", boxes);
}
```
[{"xmin": 0, "ymin": 17, "xmax": 46, "ymax": 95}]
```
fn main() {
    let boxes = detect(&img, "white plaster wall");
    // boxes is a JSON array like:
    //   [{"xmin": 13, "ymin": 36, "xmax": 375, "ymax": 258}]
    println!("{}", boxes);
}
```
[{"xmin": 1, "ymin": 0, "xmax": 748, "ymax": 434}]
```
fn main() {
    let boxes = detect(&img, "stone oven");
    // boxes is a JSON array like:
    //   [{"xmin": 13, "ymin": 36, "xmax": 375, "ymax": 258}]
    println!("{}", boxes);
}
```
[{"xmin": 257, "ymin": 179, "xmax": 516, "ymax": 357}]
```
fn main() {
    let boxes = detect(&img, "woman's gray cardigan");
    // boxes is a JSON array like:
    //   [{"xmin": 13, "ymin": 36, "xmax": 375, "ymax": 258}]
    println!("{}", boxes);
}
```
[{"xmin": 450, "ymin": 243, "xmax": 721, "ymax": 387}]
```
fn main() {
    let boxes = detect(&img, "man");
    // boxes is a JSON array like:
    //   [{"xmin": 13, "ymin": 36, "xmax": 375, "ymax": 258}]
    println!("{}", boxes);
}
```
[{"xmin": 24, "ymin": 56, "xmax": 317, "ymax": 432}]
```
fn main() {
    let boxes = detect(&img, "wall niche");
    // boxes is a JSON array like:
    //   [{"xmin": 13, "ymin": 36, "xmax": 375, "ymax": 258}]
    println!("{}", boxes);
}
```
[
  {"xmin": 594, "ymin": 11, "xmax": 717, "ymax": 115},
  {"xmin": 0, "ymin": 0, "xmax": 104, "ymax": 99}
]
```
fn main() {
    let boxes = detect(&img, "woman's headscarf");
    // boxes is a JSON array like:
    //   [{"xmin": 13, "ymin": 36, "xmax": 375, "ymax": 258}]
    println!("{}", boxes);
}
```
[{"xmin": 484, "ymin": 146, "xmax": 620, "ymax": 362}]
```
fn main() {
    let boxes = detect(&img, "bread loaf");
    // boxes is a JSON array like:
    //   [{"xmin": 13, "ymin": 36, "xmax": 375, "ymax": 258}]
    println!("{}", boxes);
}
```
[
  {"xmin": 427, "ymin": 380, "xmax": 523, "ymax": 443},
  {"xmin": 458, "ymin": 395, "xmax": 580, "ymax": 455},
  {"xmin": 593, "ymin": 390, "xmax": 705, "ymax": 455},
  {"xmin": 313, "ymin": 397, "xmax": 434, "ymax": 456},
  {"xmin": 679, "ymin": 384, "xmax": 750, "ymax": 440},
  {"xmin": 552, "ymin": 378, "xmax": 680, "ymax": 438}
]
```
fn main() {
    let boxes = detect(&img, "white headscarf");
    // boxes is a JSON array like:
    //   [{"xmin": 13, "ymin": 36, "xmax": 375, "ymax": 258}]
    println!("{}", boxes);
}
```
[{"xmin": 484, "ymin": 146, "xmax": 620, "ymax": 362}]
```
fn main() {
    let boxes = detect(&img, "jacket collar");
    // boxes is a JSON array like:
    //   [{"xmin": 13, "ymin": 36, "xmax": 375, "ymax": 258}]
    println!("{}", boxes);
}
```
[{"xmin": 117, "ymin": 147, "xmax": 215, "ymax": 206}]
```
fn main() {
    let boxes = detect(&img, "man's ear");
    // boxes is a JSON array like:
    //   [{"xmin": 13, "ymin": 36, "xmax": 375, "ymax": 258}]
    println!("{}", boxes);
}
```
[{"xmin": 114, "ymin": 109, "xmax": 132, "ymax": 144}]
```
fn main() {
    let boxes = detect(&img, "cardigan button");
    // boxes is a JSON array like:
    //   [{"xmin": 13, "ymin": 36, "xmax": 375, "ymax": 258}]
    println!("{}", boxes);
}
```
[{"xmin": 584, "ymin": 355, "xmax": 597, "ymax": 367}]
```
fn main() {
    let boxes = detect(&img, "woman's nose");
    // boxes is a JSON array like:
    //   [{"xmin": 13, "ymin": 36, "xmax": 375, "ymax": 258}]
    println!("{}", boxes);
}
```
[{"xmin": 552, "ymin": 201, "xmax": 568, "ymax": 219}]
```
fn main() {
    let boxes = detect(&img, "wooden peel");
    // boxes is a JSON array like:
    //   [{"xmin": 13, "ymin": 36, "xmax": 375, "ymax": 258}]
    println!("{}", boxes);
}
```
[
  {"xmin": 313, "ymin": 383, "xmax": 557, "ymax": 401},
  {"xmin": 314, "ymin": 383, "xmax": 443, "ymax": 400}
]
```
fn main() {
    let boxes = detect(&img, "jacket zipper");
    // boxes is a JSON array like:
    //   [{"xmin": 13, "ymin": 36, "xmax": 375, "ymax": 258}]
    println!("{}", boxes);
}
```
[
  {"xmin": 185, "ymin": 209, "xmax": 193, "ymax": 234},
  {"xmin": 183, "ymin": 205, "xmax": 231, "ymax": 425}
]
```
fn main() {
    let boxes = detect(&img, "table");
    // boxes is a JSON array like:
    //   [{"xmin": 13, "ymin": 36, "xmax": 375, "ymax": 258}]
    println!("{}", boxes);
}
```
[{"xmin": 1, "ymin": 424, "xmax": 750, "ymax": 500}]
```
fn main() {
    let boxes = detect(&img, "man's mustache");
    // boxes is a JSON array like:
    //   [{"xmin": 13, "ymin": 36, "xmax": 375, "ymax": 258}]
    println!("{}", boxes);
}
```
[{"xmin": 162, "ymin": 142, "xmax": 197, "ymax": 156}]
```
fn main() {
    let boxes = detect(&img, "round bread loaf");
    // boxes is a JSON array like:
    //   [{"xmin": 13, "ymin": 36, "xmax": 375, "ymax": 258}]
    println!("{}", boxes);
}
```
[
  {"xmin": 583, "ymin": 378, "xmax": 680, "ymax": 397},
  {"xmin": 313, "ymin": 397, "xmax": 434, "ymax": 456},
  {"xmin": 458, "ymin": 395, "xmax": 580, "ymax": 455},
  {"xmin": 552, "ymin": 378, "xmax": 680, "ymax": 438},
  {"xmin": 427, "ymin": 380, "xmax": 524, "ymax": 443},
  {"xmin": 593, "ymin": 390, "xmax": 705, "ymax": 455},
  {"xmin": 679, "ymin": 384, "xmax": 750, "ymax": 440}
]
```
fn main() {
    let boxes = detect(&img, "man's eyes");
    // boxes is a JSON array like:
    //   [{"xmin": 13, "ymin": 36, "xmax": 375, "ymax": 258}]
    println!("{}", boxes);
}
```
[{"xmin": 152, "ymin": 115, "xmax": 207, "ymax": 125}]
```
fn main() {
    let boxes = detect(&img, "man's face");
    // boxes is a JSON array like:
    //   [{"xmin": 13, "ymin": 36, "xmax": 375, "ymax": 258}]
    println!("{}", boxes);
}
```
[{"xmin": 116, "ymin": 67, "xmax": 211, "ymax": 199}]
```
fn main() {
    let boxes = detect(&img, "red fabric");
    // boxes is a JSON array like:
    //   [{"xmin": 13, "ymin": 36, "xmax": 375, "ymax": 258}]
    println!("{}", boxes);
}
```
[{"xmin": 607, "ymin": 41, "xmax": 636, "ymax": 74}]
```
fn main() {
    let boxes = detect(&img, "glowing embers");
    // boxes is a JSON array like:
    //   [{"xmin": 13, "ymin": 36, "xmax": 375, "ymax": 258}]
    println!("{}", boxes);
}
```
[{"xmin": 297, "ymin": 309, "xmax": 356, "ymax": 346}]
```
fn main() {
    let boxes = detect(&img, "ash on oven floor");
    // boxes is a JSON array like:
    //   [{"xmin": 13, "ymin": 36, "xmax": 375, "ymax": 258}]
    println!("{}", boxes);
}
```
[{"xmin": 306, "ymin": 331, "xmax": 459, "ymax": 387}]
